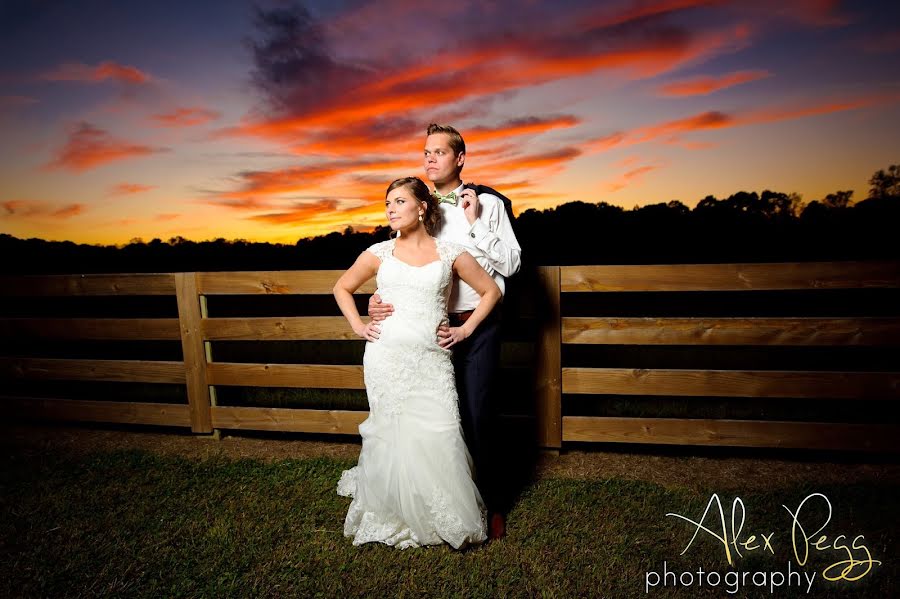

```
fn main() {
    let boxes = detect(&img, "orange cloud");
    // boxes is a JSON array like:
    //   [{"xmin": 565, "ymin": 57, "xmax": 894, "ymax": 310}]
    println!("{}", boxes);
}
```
[
  {"xmin": 155, "ymin": 214, "xmax": 180, "ymax": 221},
  {"xmin": 605, "ymin": 164, "xmax": 661, "ymax": 193},
  {"xmin": 2, "ymin": 200, "xmax": 85, "ymax": 218},
  {"xmin": 504, "ymin": 147, "xmax": 582, "ymax": 171},
  {"xmin": 46, "ymin": 123, "xmax": 167, "ymax": 172},
  {"xmin": 40, "ymin": 61, "xmax": 151, "ymax": 84},
  {"xmin": 249, "ymin": 199, "xmax": 344, "ymax": 225},
  {"xmin": 659, "ymin": 69, "xmax": 771, "ymax": 96},
  {"xmin": 2, "ymin": 200, "xmax": 42, "ymax": 216},
  {"xmin": 737, "ymin": 95, "xmax": 897, "ymax": 125},
  {"xmin": 110, "ymin": 183, "xmax": 156, "ymax": 196},
  {"xmin": 213, "ymin": 158, "xmax": 411, "ymax": 203},
  {"xmin": 634, "ymin": 110, "xmax": 734, "ymax": 142},
  {"xmin": 246, "ymin": 194, "xmax": 389, "ymax": 231},
  {"xmin": 53, "ymin": 204, "xmax": 86, "ymax": 218},
  {"xmin": 585, "ymin": 93, "xmax": 898, "ymax": 154},
  {"xmin": 466, "ymin": 116, "xmax": 581, "ymax": 145},
  {"xmin": 152, "ymin": 107, "xmax": 221, "ymax": 127}
]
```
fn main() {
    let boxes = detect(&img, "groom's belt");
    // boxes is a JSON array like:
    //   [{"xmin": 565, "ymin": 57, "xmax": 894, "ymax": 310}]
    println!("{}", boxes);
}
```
[
  {"xmin": 448, "ymin": 310, "xmax": 475, "ymax": 326},
  {"xmin": 449, "ymin": 308, "xmax": 500, "ymax": 327}
]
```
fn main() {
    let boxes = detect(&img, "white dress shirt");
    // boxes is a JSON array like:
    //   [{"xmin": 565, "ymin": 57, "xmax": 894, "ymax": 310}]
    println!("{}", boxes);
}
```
[{"xmin": 434, "ymin": 183, "xmax": 522, "ymax": 312}]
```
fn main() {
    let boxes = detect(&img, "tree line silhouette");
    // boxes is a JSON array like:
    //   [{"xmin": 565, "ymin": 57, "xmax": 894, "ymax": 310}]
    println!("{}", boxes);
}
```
[{"xmin": 2, "ymin": 164, "xmax": 897, "ymax": 274}]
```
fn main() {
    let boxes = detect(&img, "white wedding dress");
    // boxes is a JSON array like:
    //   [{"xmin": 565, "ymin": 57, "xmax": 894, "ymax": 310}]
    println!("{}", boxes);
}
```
[{"xmin": 337, "ymin": 238, "xmax": 487, "ymax": 549}]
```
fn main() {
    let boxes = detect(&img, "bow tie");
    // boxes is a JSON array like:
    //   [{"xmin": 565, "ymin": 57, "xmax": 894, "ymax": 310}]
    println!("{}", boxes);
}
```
[{"xmin": 432, "ymin": 190, "xmax": 458, "ymax": 205}]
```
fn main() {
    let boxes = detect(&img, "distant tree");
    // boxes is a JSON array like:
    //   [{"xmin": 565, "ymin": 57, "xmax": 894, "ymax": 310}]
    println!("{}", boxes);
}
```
[
  {"xmin": 759, "ymin": 190, "xmax": 804, "ymax": 218},
  {"xmin": 868, "ymin": 164, "xmax": 900, "ymax": 199},
  {"xmin": 695, "ymin": 195, "xmax": 719, "ymax": 210},
  {"xmin": 822, "ymin": 190, "xmax": 854, "ymax": 209},
  {"xmin": 667, "ymin": 200, "xmax": 690, "ymax": 214}
]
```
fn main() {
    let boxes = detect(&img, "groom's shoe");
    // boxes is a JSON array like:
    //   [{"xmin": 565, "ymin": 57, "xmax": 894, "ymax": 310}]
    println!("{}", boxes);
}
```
[{"xmin": 488, "ymin": 512, "xmax": 506, "ymax": 540}]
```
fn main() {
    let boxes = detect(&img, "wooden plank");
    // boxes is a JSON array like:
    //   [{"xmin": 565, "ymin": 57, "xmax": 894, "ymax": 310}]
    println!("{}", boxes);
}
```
[
  {"xmin": 202, "ymin": 316, "xmax": 363, "ymax": 341},
  {"xmin": 562, "ymin": 368, "xmax": 900, "ymax": 399},
  {"xmin": 561, "ymin": 416, "xmax": 900, "ymax": 451},
  {"xmin": 196, "ymin": 271, "xmax": 376, "ymax": 295},
  {"xmin": 0, "ymin": 357, "xmax": 185, "ymax": 383},
  {"xmin": 560, "ymin": 261, "xmax": 900, "ymax": 292},
  {"xmin": 0, "ymin": 274, "xmax": 176, "ymax": 296},
  {"xmin": 535, "ymin": 266, "xmax": 562, "ymax": 449},
  {"xmin": 206, "ymin": 363, "xmax": 365, "ymax": 389},
  {"xmin": 211, "ymin": 406, "xmax": 367, "ymax": 434},
  {"xmin": 562, "ymin": 317, "xmax": 900, "ymax": 346},
  {"xmin": 0, "ymin": 318, "xmax": 181, "ymax": 340},
  {"xmin": 175, "ymin": 273, "xmax": 212, "ymax": 433},
  {"xmin": 5, "ymin": 396, "xmax": 192, "ymax": 427}
]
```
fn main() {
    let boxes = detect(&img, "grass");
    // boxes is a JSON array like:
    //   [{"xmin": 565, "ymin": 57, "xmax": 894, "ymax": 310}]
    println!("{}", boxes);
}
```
[{"xmin": 1, "ymin": 447, "xmax": 896, "ymax": 598}]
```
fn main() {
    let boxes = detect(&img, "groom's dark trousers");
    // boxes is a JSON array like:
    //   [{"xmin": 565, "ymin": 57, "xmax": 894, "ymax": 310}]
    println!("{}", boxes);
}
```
[{"xmin": 451, "ymin": 307, "xmax": 502, "ymax": 513}]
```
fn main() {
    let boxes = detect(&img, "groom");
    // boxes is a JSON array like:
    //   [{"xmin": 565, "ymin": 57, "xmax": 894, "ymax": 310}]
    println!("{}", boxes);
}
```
[{"xmin": 369, "ymin": 123, "xmax": 522, "ymax": 539}]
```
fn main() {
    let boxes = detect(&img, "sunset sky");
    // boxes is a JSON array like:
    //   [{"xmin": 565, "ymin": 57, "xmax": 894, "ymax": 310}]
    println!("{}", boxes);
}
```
[{"xmin": 1, "ymin": 0, "xmax": 898, "ymax": 245}]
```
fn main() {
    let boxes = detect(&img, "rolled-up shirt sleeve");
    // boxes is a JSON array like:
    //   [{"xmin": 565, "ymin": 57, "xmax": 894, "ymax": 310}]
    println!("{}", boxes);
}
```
[{"xmin": 468, "ymin": 195, "xmax": 522, "ymax": 278}]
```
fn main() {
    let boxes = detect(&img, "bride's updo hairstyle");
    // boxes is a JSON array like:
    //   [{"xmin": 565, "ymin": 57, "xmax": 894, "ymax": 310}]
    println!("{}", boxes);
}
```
[{"xmin": 386, "ymin": 177, "xmax": 440, "ymax": 235}]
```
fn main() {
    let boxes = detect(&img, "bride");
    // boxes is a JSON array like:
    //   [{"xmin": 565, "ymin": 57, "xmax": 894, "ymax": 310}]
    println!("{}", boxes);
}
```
[{"xmin": 333, "ymin": 176, "xmax": 501, "ymax": 549}]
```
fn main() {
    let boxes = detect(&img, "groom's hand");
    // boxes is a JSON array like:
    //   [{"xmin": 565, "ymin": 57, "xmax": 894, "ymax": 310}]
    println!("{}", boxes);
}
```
[
  {"xmin": 460, "ymin": 187, "xmax": 480, "ymax": 225},
  {"xmin": 368, "ymin": 293, "xmax": 393, "ymax": 321}
]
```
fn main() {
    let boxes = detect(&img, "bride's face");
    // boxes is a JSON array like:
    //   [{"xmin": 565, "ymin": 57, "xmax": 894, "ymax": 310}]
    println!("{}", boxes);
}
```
[{"xmin": 385, "ymin": 185, "xmax": 424, "ymax": 231}]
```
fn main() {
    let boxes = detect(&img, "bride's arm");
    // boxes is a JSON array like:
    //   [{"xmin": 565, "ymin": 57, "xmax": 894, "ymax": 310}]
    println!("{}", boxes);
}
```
[
  {"xmin": 333, "ymin": 251, "xmax": 381, "ymax": 341},
  {"xmin": 440, "ymin": 252, "xmax": 502, "ymax": 348}
]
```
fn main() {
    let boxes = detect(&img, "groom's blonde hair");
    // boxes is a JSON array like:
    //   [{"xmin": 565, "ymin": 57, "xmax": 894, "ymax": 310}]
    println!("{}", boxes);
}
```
[{"xmin": 426, "ymin": 123, "xmax": 466, "ymax": 156}]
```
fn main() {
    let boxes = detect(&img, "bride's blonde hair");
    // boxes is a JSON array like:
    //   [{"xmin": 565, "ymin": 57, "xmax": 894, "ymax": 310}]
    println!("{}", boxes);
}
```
[{"xmin": 385, "ymin": 177, "xmax": 440, "ymax": 235}]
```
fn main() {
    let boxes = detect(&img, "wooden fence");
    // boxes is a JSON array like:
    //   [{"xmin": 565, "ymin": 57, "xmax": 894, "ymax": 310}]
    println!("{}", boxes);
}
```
[{"xmin": 2, "ymin": 261, "xmax": 899, "ymax": 452}]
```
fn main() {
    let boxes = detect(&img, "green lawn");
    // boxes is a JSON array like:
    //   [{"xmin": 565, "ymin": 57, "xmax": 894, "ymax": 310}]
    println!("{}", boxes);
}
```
[{"xmin": 1, "ymin": 448, "xmax": 895, "ymax": 598}]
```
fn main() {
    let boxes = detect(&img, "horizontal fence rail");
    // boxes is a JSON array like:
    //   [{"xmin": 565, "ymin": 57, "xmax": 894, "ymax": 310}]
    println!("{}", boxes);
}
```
[
  {"xmin": 3, "ymin": 262, "xmax": 900, "ymax": 452},
  {"xmin": 554, "ymin": 261, "xmax": 900, "ymax": 451}
]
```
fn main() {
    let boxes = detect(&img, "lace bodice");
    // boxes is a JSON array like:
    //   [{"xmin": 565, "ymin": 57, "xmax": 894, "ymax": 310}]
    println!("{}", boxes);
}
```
[{"xmin": 366, "ymin": 238, "xmax": 466, "ymax": 326}]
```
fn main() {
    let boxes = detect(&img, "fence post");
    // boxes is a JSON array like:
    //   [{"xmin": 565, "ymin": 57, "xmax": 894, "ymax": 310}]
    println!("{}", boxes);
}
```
[
  {"xmin": 175, "ymin": 272, "xmax": 213, "ymax": 433},
  {"xmin": 536, "ymin": 266, "xmax": 562, "ymax": 449}
]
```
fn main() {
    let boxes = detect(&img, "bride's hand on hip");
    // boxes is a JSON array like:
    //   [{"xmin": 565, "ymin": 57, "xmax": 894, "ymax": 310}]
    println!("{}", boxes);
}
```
[{"xmin": 439, "ymin": 326, "xmax": 468, "ymax": 349}]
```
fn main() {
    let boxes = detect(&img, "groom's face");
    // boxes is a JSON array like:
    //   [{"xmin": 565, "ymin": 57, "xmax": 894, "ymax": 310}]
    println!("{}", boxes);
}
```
[{"xmin": 424, "ymin": 133, "xmax": 464, "ymax": 186}]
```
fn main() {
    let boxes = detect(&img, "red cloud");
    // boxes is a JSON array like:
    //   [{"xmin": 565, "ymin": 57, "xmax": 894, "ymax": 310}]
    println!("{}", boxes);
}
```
[
  {"xmin": 659, "ymin": 69, "xmax": 771, "ymax": 96},
  {"xmin": 40, "ymin": 61, "xmax": 151, "ymax": 84},
  {"xmin": 46, "ymin": 123, "xmax": 166, "ymax": 171},
  {"xmin": 152, "ymin": 107, "xmax": 221, "ymax": 128},
  {"xmin": 110, "ymin": 183, "xmax": 156, "ymax": 196}
]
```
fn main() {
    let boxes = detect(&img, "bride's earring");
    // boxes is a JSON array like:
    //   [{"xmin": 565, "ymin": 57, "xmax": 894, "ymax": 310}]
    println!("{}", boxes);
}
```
[{"xmin": 418, "ymin": 212, "xmax": 423, "ymax": 222}]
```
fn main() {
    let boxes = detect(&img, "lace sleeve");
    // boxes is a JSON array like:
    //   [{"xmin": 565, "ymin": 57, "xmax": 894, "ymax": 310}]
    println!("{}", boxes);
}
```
[
  {"xmin": 365, "ymin": 239, "xmax": 394, "ymax": 262},
  {"xmin": 438, "ymin": 240, "xmax": 469, "ymax": 265}
]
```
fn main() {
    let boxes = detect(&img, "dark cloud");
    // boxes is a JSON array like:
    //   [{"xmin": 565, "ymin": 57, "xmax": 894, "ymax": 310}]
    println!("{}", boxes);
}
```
[{"xmin": 248, "ymin": 2, "xmax": 371, "ymax": 114}]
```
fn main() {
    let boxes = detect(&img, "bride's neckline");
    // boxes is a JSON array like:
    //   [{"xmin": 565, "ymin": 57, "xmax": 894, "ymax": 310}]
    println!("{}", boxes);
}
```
[{"xmin": 389, "ymin": 237, "xmax": 441, "ymax": 268}]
